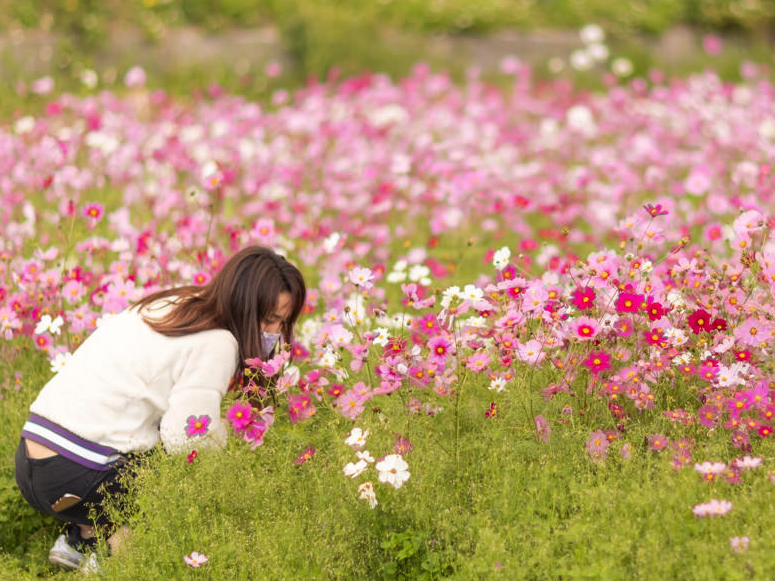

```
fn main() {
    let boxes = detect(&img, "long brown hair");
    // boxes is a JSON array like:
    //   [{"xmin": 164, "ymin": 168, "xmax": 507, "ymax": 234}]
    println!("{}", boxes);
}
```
[{"xmin": 133, "ymin": 246, "xmax": 306, "ymax": 367}]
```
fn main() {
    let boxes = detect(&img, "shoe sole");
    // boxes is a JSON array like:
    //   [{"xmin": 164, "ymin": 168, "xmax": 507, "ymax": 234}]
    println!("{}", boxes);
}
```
[{"xmin": 49, "ymin": 550, "xmax": 83, "ymax": 570}]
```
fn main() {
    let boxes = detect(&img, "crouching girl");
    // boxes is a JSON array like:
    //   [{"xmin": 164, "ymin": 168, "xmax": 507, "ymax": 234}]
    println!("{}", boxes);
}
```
[{"xmin": 15, "ymin": 246, "xmax": 306, "ymax": 570}]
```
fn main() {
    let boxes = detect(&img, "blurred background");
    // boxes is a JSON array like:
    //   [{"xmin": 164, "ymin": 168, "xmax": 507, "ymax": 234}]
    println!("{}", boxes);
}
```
[{"xmin": 0, "ymin": 0, "xmax": 773, "ymax": 108}]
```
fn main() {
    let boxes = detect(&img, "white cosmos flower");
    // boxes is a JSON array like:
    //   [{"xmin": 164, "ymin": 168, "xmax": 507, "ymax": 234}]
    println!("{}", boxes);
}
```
[
  {"xmin": 463, "ymin": 284, "xmax": 484, "ymax": 302},
  {"xmin": 386, "ymin": 260, "xmax": 408, "ymax": 283},
  {"xmin": 372, "ymin": 327, "xmax": 390, "ymax": 346},
  {"xmin": 440, "ymin": 286, "xmax": 464, "ymax": 308},
  {"xmin": 570, "ymin": 49, "xmax": 594, "ymax": 71},
  {"xmin": 492, "ymin": 246, "xmax": 511, "ymax": 270},
  {"xmin": 587, "ymin": 42, "xmax": 609, "ymax": 62},
  {"xmin": 35, "ymin": 314, "xmax": 64, "ymax": 336},
  {"xmin": 376, "ymin": 454, "xmax": 411, "ymax": 489},
  {"xmin": 489, "ymin": 377, "xmax": 507, "ymax": 393},
  {"xmin": 50, "ymin": 352, "xmax": 73, "ymax": 373},
  {"xmin": 580, "ymin": 24, "xmax": 605, "ymax": 44},
  {"xmin": 318, "ymin": 349, "xmax": 339, "ymax": 368},
  {"xmin": 612, "ymin": 57, "xmax": 633, "ymax": 77},
  {"xmin": 357, "ymin": 481, "xmax": 378, "ymax": 508},
  {"xmin": 356, "ymin": 450, "xmax": 375, "ymax": 463},
  {"xmin": 343, "ymin": 459, "xmax": 369, "ymax": 478},
  {"xmin": 408, "ymin": 264, "xmax": 431, "ymax": 286},
  {"xmin": 323, "ymin": 232, "xmax": 342, "ymax": 253},
  {"xmin": 14, "ymin": 116, "xmax": 36, "ymax": 134},
  {"xmin": 345, "ymin": 428, "xmax": 369, "ymax": 450},
  {"xmin": 348, "ymin": 266, "xmax": 374, "ymax": 289}
]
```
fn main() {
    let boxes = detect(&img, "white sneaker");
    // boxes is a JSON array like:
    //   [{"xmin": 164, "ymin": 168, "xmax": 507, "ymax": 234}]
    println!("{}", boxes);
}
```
[
  {"xmin": 80, "ymin": 552, "xmax": 102, "ymax": 575},
  {"xmin": 48, "ymin": 534, "xmax": 86, "ymax": 570}
]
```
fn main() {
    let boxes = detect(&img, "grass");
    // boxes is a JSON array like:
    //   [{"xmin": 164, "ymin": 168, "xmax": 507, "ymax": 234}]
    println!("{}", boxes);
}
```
[{"xmin": 3, "ymin": 338, "xmax": 775, "ymax": 579}]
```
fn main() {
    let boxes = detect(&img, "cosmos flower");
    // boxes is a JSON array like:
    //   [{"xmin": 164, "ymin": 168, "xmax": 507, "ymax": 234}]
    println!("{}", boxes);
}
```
[
  {"xmin": 692, "ymin": 499, "xmax": 732, "ymax": 517},
  {"xmin": 183, "ymin": 551, "xmax": 209, "ymax": 567},
  {"xmin": 375, "ymin": 454, "xmax": 411, "ymax": 489}
]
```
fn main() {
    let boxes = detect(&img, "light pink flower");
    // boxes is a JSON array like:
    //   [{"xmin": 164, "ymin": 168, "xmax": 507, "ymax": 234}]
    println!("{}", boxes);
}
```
[
  {"xmin": 183, "ymin": 551, "xmax": 209, "ymax": 567},
  {"xmin": 692, "ymin": 499, "xmax": 732, "ymax": 517}
]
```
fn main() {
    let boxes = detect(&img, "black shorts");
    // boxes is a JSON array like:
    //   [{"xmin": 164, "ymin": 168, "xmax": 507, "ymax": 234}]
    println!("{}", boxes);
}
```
[{"xmin": 14, "ymin": 439, "xmax": 131, "ymax": 527}]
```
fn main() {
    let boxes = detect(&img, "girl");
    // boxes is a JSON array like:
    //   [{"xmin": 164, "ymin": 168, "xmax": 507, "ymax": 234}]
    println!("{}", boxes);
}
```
[{"xmin": 15, "ymin": 246, "xmax": 306, "ymax": 571}]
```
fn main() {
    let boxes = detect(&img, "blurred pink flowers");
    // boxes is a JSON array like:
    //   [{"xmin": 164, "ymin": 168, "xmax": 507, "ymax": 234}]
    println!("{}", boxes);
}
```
[{"xmin": 692, "ymin": 499, "xmax": 732, "ymax": 517}]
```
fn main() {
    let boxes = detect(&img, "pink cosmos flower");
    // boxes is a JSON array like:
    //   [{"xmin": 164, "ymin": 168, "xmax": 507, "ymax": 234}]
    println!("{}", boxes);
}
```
[
  {"xmin": 185, "ymin": 415, "xmax": 210, "ymax": 437},
  {"xmin": 583, "ymin": 351, "xmax": 611, "ymax": 374},
  {"xmin": 570, "ymin": 316, "xmax": 599, "ymax": 341},
  {"xmin": 732, "ymin": 456, "xmax": 762, "ymax": 470},
  {"xmin": 242, "ymin": 421, "xmax": 268, "ymax": 450},
  {"xmin": 124, "ymin": 66, "xmax": 147, "ymax": 88},
  {"xmin": 646, "ymin": 434, "xmax": 669, "ymax": 451},
  {"xmin": 515, "ymin": 340, "xmax": 546, "ymax": 365},
  {"xmin": 692, "ymin": 499, "xmax": 732, "ymax": 517},
  {"xmin": 734, "ymin": 318, "xmax": 769, "ymax": 347},
  {"xmin": 192, "ymin": 271, "xmax": 210, "ymax": 286},
  {"xmin": 534, "ymin": 415, "xmax": 551, "ymax": 443},
  {"xmin": 288, "ymin": 393, "xmax": 316, "ymax": 423},
  {"xmin": 571, "ymin": 286, "xmax": 596, "ymax": 310},
  {"xmin": 393, "ymin": 434, "xmax": 413, "ymax": 455},
  {"xmin": 264, "ymin": 61, "xmax": 282, "ymax": 77},
  {"xmin": 31, "ymin": 75, "xmax": 54, "ymax": 95},
  {"xmin": 466, "ymin": 351, "xmax": 491, "ymax": 373},
  {"xmin": 428, "ymin": 335, "xmax": 453, "ymax": 363},
  {"xmin": 83, "ymin": 202, "xmax": 104, "ymax": 224},
  {"xmin": 227, "ymin": 401, "xmax": 254, "ymax": 431},
  {"xmin": 295, "ymin": 445, "xmax": 316, "ymax": 465},
  {"xmin": 702, "ymin": 35, "xmax": 723, "ymax": 56},
  {"xmin": 187, "ymin": 450, "xmax": 197, "ymax": 464},
  {"xmin": 348, "ymin": 266, "xmax": 374, "ymax": 289},
  {"xmin": 729, "ymin": 536, "xmax": 749, "ymax": 553},
  {"xmin": 183, "ymin": 551, "xmax": 209, "ymax": 567},
  {"xmin": 615, "ymin": 292, "xmax": 643, "ymax": 314},
  {"xmin": 694, "ymin": 461, "xmax": 727, "ymax": 481},
  {"xmin": 62, "ymin": 279, "xmax": 87, "ymax": 304},
  {"xmin": 613, "ymin": 318, "xmax": 633, "ymax": 338},
  {"xmin": 586, "ymin": 430, "xmax": 609, "ymax": 462},
  {"xmin": 336, "ymin": 390, "xmax": 365, "ymax": 420}
]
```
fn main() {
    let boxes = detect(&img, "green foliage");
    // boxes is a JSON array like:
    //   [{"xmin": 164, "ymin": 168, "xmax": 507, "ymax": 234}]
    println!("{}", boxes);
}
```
[
  {"xmin": 380, "ymin": 528, "xmax": 454, "ymax": 580},
  {"xmin": 2, "ymin": 0, "xmax": 774, "ymax": 36},
  {"xmin": 2, "ymin": 351, "xmax": 775, "ymax": 578}
]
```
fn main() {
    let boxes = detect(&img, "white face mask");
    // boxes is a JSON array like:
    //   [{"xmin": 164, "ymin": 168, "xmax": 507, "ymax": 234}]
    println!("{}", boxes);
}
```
[{"xmin": 262, "ymin": 332, "xmax": 281, "ymax": 354}]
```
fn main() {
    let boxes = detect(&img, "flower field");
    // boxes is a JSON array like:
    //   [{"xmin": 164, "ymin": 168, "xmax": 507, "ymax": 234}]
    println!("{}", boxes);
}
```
[{"xmin": 2, "ymin": 58, "xmax": 775, "ymax": 579}]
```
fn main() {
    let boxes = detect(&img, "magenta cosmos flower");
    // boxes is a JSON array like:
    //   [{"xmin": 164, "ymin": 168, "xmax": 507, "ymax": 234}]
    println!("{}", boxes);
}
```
[
  {"xmin": 185, "ymin": 415, "xmax": 210, "ymax": 437},
  {"xmin": 583, "ymin": 351, "xmax": 611, "ymax": 374},
  {"xmin": 571, "ymin": 287, "xmax": 596, "ymax": 310},
  {"xmin": 226, "ymin": 401, "xmax": 253, "ymax": 431}
]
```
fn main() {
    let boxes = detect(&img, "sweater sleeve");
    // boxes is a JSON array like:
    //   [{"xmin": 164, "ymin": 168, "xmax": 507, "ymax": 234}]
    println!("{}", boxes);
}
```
[{"xmin": 159, "ymin": 331, "xmax": 239, "ymax": 453}]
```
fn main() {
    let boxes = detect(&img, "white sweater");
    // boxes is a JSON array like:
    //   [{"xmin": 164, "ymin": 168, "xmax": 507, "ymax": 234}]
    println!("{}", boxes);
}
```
[{"xmin": 29, "ymin": 301, "xmax": 239, "ymax": 454}]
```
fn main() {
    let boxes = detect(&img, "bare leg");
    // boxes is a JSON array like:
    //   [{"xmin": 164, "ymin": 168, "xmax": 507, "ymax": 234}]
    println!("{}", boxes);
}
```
[
  {"xmin": 107, "ymin": 526, "xmax": 130, "ymax": 554},
  {"xmin": 77, "ymin": 524, "xmax": 96, "ymax": 539}
]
